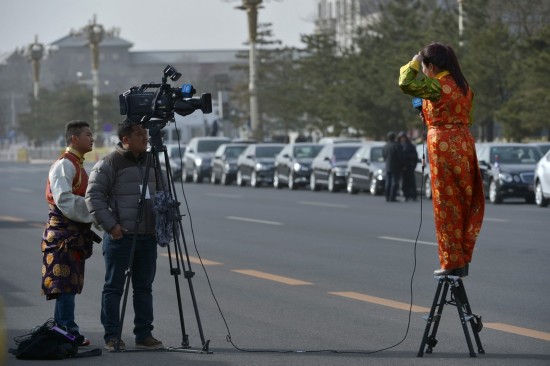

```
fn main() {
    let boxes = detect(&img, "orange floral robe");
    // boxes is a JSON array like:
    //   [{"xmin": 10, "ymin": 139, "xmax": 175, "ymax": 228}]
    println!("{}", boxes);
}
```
[{"xmin": 399, "ymin": 61, "xmax": 484, "ymax": 269}]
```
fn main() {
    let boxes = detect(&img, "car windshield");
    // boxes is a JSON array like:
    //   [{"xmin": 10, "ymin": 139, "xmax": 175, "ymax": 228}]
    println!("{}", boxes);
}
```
[
  {"xmin": 197, "ymin": 140, "xmax": 227, "ymax": 152},
  {"xmin": 256, "ymin": 145, "xmax": 284, "ymax": 158},
  {"xmin": 170, "ymin": 146, "xmax": 183, "ymax": 157},
  {"xmin": 293, "ymin": 145, "xmax": 323, "ymax": 158},
  {"xmin": 490, "ymin": 146, "xmax": 542, "ymax": 164},
  {"xmin": 334, "ymin": 146, "xmax": 360, "ymax": 161},
  {"xmin": 370, "ymin": 147, "xmax": 385, "ymax": 163},
  {"xmin": 225, "ymin": 146, "xmax": 247, "ymax": 158}
]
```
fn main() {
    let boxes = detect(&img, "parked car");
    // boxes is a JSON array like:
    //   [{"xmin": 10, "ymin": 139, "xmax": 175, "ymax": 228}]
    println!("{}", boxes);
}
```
[
  {"xmin": 534, "ymin": 149, "xmax": 550, "ymax": 207},
  {"xmin": 476, "ymin": 142, "xmax": 543, "ymax": 204},
  {"xmin": 345, "ymin": 142, "xmax": 386, "ymax": 195},
  {"xmin": 235, "ymin": 143, "xmax": 285, "ymax": 187},
  {"xmin": 310, "ymin": 143, "xmax": 362, "ymax": 192},
  {"xmin": 529, "ymin": 142, "xmax": 550, "ymax": 155},
  {"xmin": 318, "ymin": 137, "xmax": 362, "ymax": 144},
  {"xmin": 414, "ymin": 143, "xmax": 432, "ymax": 199},
  {"xmin": 182, "ymin": 137, "xmax": 230, "ymax": 183},
  {"xmin": 273, "ymin": 143, "xmax": 324, "ymax": 189},
  {"xmin": 158, "ymin": 143, "xmax": 186, "ymax": 181},
  {"xmin": 210, "ymin": 143, "xmax": 249, "ymax": 185}
]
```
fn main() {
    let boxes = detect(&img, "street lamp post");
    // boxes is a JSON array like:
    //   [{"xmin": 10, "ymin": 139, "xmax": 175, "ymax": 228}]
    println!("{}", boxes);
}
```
[
  {"xmin": 237, "ymin": 0, "xmax": 263, "ymax": 141},
  {"xmin": 85, "ymin": 15, "xmax": 105, "ymax": 139},
  {"xmin": 27, "ymin": 35, "xmax": 44, "ymax": 100},
  {"xmin": 458, "ymin": 0, "xmax": 464, "ymax": 47}
]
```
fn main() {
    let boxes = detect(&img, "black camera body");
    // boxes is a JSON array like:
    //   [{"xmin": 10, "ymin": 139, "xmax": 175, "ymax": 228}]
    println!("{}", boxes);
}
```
[{"xmin": 119, "ymin": 65, "xmax": 212, "ymax": 124}]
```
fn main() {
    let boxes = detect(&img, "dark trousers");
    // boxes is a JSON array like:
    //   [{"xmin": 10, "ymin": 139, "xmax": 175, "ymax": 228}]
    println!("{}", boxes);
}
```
[
  {"xmin": 402, "ymin": 169, "xmax": 417, "ymax": 200},
  {"xmin": 54, "ymin": 293, "xmax": 78, "ymax": 334},
  {"xmin": 385, "ymin": 171, "xmax": 401, "ymax": 201},
  {"xmin": 101, "ymin": 233, "xmax": 157, "ymax": 342}
]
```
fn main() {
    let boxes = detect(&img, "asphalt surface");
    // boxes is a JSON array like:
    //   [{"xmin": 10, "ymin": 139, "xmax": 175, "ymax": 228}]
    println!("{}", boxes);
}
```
[{"xmin": 0, "ymin": 161, "xmax": 549, "ymax": 366}]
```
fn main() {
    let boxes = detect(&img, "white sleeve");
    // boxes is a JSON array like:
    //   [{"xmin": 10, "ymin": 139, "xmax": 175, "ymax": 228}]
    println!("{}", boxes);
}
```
[{"xmin": 49, "ymin": 159, "xmax": 93, "ymax": 223}]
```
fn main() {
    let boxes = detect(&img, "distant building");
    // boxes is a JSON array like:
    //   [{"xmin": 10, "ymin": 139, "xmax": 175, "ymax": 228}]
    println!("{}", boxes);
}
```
[{"xmin": 0, "ymin": 30, "xmax": 247, "ymax": 143}]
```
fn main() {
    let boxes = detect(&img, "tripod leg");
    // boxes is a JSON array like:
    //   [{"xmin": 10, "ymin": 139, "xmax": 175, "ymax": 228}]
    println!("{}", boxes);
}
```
[
  {"xmin": 418, "ymin": 278, "xmax": 445, "ymax": 357},
  {"xmin": 457, "ymin": 280, "xmax": 485, "ymax": 354},
  {"xmin": 452, "ymin": 281, "xmax": 476, "ymax": 357},
  {"xmin": 425, "ymin": 279, "xmax": 449, "ymax": 354},
  {"xmin": 165, "ymin": 243, "xmax": 190, "ymax": 348}
]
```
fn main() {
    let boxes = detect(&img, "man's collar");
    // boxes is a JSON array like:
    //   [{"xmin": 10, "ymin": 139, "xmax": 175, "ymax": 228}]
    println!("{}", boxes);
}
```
[{"xmin": 65, "ymin": 147, "xmax": 85, "ymax": 164}]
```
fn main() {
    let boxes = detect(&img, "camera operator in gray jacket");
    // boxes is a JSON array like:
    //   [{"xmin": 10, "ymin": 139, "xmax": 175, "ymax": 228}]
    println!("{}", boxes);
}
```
[{"xmin": 85, "ymin": 120, "xmax": 164, "ymax": 351}]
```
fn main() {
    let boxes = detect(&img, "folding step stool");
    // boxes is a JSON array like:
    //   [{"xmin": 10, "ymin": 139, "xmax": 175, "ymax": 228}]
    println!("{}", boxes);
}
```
[{"xmin": 418, "ymin": 274, "xmax": 485, "ymax": 357}]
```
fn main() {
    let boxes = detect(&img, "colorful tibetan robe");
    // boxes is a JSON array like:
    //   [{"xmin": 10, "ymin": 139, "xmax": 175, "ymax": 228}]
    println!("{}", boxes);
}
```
[{"xmin": 399, "ymin": 61, "xmax": 484, "ymax": 269}]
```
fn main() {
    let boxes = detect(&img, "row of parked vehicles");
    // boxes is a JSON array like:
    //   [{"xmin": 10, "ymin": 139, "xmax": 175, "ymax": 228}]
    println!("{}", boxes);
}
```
[{"xmin": 161, "ymin": 136, "xmax": 550, "ymax": 207}]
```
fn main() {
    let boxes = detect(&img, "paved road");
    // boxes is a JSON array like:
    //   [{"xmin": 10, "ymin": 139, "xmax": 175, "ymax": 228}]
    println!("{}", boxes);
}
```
[{"xmin": 1, "ymin": 162, "xmax": 549, "ymax": 365}]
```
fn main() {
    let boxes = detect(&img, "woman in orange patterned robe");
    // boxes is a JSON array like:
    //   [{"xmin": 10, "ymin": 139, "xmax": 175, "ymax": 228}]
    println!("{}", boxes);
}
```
[{"xmin": 398, "ymin": 43, "xmax": 484, "ymax": 276}]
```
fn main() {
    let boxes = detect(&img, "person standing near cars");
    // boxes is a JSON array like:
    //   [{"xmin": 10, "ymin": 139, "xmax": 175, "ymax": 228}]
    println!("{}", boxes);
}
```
[
  {"xmin": 383, "ymin": 131, "xmax": 403, "ymax": 202},
  {"xmin": 398, "ymin": 131, "xmax": 418, "ymax": 201},
  {"xmin": 85, "ymin": 121, "xmax": 164, "ymax": 351},
  {"xmin": 398, "ymin": 42, "xmax": 485, "ymax": 276},
  {"xmin": 41, "ymin": 120, "xmax": 100, "ymax": 347}
]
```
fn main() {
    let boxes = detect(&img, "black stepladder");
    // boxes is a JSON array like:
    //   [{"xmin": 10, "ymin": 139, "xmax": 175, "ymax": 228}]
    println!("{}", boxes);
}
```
[
  {"xmin": 116, "ymin": 122, "xmax": 210, "ymax": 354},
  {"xmin": 418, "ymin": 274, "xmax": 484, "ymax": 357}
]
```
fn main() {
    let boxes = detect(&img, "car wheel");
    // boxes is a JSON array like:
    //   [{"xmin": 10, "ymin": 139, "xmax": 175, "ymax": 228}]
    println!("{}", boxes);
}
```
[
  {"xmin": 251, "ymin": 171, "xmax": 259, "ymax": 188},
  {"xmin": 489, "ymin": 180, "xmax": 503, "ymax": 204},
  {"xmin": 182, "ymin": 166, "xmax": 191, "ymax": 182},
  {"xmin": 273, "ymin": 173, "xmax": 281, "ymax": 189},
  {"xmin": 211, "ymin": 170, "xmax": 219, "ymax": 184},
  {"xmin": 424, "ymin": 175, "xmax": 432, "ymax": 199},
  {"xmin": 310, "ymin": 172, "xmax": 320, "ymax": 191},
  {"xmin": 535, "ymin": 181, "xmax": 549, "ymax": 207},
  {"xmin": 236, "ymin": 170, "xmax": 245, "ymax": 187},
  {"xmin": 328, "ymin": 173, "xmax": 339, "ymax": 192},
  {"xmin": 347, "ymin": 175, "xmax": 358, "ymax": 194},
  {"xmin": 221, "ymin": 172, "xmax": 229, "ymax": 185},
  {"xmin": 193, "ymin": 168, "xmax": 202, "ymax": 183},
  {"xmin": 288, "ymin": 172, "xmax": 295, "ymax": 190},
  {"xmin": 369, "ymin": 174, "xmax": 378, "ymax": 195}
]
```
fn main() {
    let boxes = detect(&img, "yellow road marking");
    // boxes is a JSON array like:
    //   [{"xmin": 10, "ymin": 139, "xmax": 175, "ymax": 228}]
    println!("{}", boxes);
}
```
[
  {"xmin": 485, "ymin": 323, "xmax": 550, "ymax": 342},
  {"xmin": 161, "ymin": 253, "xmax": 223, "ymax": 266},
  {"xmin": 329, "ymin": 291, "xmax": 430, "ymax": 313},
  {"xmin": 232, "ymin": 269, "xmax": 313, "ymax": 285},
  {"xmin": 0, "ymin": 216, "xmax": 25, "ymax": 222}
]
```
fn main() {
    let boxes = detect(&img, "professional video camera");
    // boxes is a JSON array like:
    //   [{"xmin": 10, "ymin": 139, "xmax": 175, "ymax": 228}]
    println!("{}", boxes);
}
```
[{"xmin": 119, "ymin": 65, "xmax": 212, "ymax": 124}]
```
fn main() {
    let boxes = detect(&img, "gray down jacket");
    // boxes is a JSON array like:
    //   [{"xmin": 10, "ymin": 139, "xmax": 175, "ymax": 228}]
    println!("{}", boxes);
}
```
[{"xmin": 85, "ymin": 143, "xmax": 157, "ymax": 235}]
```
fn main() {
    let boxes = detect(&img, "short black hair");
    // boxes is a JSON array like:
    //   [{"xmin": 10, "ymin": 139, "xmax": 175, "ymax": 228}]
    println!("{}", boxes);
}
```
[
  {"xmin": 65, "ymin": 120, "xmax": 90, "ymax": 145},
  {"xmin": 117, "ymin": 119, "xmax": 135, "ymax": 141}
]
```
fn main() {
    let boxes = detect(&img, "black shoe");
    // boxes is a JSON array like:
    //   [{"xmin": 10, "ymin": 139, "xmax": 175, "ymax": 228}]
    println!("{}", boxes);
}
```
[{"xmin": 434, "ymin": 267, "xmax": 465, "ymax": 277}]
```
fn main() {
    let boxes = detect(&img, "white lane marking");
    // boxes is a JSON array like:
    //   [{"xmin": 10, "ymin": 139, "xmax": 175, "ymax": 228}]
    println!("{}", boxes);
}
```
[
  {"xmin": 484, "ymin": 217, "xmax": 509, "ymax": 223},
  {"xmin": 226, "ymin": 216, "xmax": 283, "ymax": 226},
  {"xmin": 11, "ymin": 187, "xmax": 33, "ymax": 193},
  {"xmin": 379, "ymin": 236, "xmax": 437, "ymax": 246},
  {"xmin": 298, "ymin": 201, "xmax": 349, "ymax": 209}
]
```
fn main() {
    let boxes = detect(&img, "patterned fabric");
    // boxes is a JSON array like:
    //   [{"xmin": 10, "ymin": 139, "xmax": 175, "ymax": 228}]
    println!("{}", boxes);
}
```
[
  {"xmin": 41, "ymin": 205, "xmax": 101, "ymax": 299},
  {"xmin": 399, "ymin": 62, "xmax": 485, "ymax": 269}
]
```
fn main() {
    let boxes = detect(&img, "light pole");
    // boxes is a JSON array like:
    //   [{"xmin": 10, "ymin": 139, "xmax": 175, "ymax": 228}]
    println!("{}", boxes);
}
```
[
  {"xmin": 27, "ymin": 35, "xmax": 44, "ymax": 100},
  {"xmin": 84, "ymin": 15, "xmax": 105, "ymax": 139},
  {"xmin": 458, "ymin": 0, "xmax": 464, "ymax": 47},
  {"xmin": 236, "ymin": 0, "xmax": 262, "ymax": 141}
]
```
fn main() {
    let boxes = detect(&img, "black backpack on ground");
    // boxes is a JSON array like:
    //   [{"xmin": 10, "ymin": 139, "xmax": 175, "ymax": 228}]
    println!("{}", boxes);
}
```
[{"xmin": 10, "ymin": 319, "xmax": 101, "ymax": 360}]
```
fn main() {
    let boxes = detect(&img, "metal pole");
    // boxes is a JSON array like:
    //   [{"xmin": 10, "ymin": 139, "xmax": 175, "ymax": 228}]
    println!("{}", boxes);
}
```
[
  {"xmin": 458, "ymin": 0, "xmax": 464, "ymax": 47},
  {"xmin": 86, "ymin": 15, "xmax": 104, "ymax": 138},
  {"xmin": 28, "ymin": 35, "xmax": 44, "ymax": 100}
]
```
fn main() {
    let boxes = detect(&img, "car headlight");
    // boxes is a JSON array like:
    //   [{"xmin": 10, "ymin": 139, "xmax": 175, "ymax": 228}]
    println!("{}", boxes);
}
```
[
  {"xmin": 376, "ymin": 169, "xmax": 384, "ymax": 179},
  {"xmin": 224, "ymin": 163, "xmax": 231, "ymax": 172},
  {"xmin": 194, "ymin": 158, "xmax": 202, "ymax": 167},
  {"xmin": 293, "ymin": 162, "xmax": 302, "ymax": 172},
  {"xmin": 498, "ymin": 172, "xmax": 513, "ymax": 183}
]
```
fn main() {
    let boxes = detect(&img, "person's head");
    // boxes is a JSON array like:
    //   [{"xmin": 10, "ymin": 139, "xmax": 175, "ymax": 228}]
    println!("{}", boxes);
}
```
[
  {"xmin": 387, "ymin": 131, "xmax": 396, "ymax": 142},
  {"xmin": 398, "ymin": 131, "xmax": 408, "ymax": 143},
  {"xmin": 65, "ymin": 120, "xmax": 93, "ymax": 155},
  {"xmin": 420, "ymin": 42, "xmax": 468, "ymax": 95},
  {"xmin": 118, "ymin": 120, "xmax": 148, "ymax": 156}
]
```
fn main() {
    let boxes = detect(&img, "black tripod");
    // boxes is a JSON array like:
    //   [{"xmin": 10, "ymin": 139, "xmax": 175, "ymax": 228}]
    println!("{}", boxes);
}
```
[{"xmin": 116, "ymin": 120, "xmax": 210, "ymax": 353}]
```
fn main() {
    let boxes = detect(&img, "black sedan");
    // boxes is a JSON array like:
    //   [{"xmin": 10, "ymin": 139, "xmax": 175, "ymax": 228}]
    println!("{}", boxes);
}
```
[
  {"xmin": 210, "ymin": 143, "xmax": 249, "ymax": 185},
  {"xmin": 236, "ymin": 143, "xmax": 285, "ymax": 187},
  {"xmin": 476, "ymin": 142, "xmax": 543, "ymax": 204},
  {"xmin": 273, "ymin": 143, "xmax": 324, "ymax": 189},
  {"xmin": 310, "ymin": 143, "xmax": 362, "ymax": 192},
  {"xmin": 345, "ymin": 141, "xmax": 386, "ymax": 195}
]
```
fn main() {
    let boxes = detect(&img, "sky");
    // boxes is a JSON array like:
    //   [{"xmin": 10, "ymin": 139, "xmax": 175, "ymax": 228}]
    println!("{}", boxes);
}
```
[{"xmin": 0, "ymin": 0, "xmax": 318, "ymax": 53}]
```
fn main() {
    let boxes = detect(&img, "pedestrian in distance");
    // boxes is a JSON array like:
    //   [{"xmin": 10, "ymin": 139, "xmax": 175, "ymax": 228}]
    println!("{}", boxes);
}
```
[
  {"xmin": 398, "ymin": 131, "xmax": 418, "ymax": 201},
  {"xmin": 383, "ymin": 131, "xmax": 403, "ymax": 202},
  {"xmin": 41, "ymin": 120, "xmax": 101, "ymax": 347},
  {"xmin": 398, "ymin": 42, "xmax": 485, "ymax": 276},
  {"xmin": 85, "ymin": 120, "xmax": 164, "ymax": 351}
]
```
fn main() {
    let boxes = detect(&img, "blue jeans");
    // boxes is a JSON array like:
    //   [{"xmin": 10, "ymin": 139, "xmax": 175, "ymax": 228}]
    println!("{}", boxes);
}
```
[
  {"xmin": 101, "ymin": 233, "xmax": 157, "ymax": 342},
  {"xmin": 54, "ymin": 293, "xmax": 79, "ymax": 334},
  {"xmin": 385, "ymin": 171, "xmax": 401, "ymax": 201}
]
